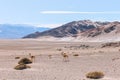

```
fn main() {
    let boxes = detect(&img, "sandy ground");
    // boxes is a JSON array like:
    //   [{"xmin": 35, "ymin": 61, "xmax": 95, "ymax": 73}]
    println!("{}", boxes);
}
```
[{"xmin": 0, "ymin": 39, "xmax": 120, "ymax": 80}]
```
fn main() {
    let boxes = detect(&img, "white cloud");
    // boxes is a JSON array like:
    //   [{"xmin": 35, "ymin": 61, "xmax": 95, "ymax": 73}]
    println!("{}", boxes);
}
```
[
  {"xmin": 10, "ymin": 23, "xmax": 62, "ymax": 28},
  {"xmin": 40, "ymin": 11, "xmax": 120, "ymax": 14},
  {"xmin": 34, "ymin": 24, "xmax": 63, "ymax": 28}
]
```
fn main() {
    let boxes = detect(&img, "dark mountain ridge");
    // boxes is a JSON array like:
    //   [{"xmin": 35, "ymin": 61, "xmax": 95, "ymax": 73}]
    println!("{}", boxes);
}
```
[{"xmin": 23, "ymin": 20, "xmax": 116, "ymax": 39}]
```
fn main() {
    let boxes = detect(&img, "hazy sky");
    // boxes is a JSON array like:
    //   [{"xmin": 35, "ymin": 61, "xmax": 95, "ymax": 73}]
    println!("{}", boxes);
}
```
[{"xmin": 0, "ymin": 0, "xmax": 120, "ymax": 28}]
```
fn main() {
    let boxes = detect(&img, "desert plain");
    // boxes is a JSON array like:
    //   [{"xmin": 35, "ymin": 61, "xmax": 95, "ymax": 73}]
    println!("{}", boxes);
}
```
[{"xmin": 0, "ymin": 39, "xmax": 120, "ymax": 80}]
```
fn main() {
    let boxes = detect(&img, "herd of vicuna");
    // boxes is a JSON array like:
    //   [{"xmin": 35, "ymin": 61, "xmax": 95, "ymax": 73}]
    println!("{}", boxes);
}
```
[
  {"xmin": 14, "ymin": 52, "xmax": 106, "ymax": 79},
  {"xmin": 15, "ymin": 52, "xmax": 70, "ymax": 63},
  {"xmin": 14, "ymin": 52, "xmax": 71, "ymax": 70}
]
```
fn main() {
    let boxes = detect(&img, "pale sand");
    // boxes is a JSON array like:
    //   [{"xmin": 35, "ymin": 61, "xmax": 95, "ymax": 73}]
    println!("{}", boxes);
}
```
[{"xmin": 0, "ymin": 39, "xmax": 119, "ymax": 80}]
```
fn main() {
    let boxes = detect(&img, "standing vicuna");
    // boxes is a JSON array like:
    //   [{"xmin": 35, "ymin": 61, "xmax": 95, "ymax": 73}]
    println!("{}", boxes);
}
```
[
  {"xmin": 61, "ymin": 52, "xmax": 69, "ymax": 62},
  {"xmin": 29, "ymin": 53, "xmax": 35, "ymax": 62}
]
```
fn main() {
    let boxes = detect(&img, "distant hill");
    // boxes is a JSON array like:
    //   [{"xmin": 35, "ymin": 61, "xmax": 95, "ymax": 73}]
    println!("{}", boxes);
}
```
[
  {"xmin": 23, "ymin": 20, "xmax": 120, "ymax": 42},
  {"xmin": 0, "ymin": 24, "xmax": 50, "ymax": 39}
]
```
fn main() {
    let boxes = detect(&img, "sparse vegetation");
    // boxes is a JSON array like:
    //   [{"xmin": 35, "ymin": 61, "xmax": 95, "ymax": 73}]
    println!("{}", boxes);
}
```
[
  {"xmin": 112, "ymin": 57, "xmax": 120, "ymax": 61},
  {"xmin": 86, "ymin": 71, "xmax": 104, "ymax": 79},
  {"xmin": 101, "ymin": 42, "xmax": 120, "ymax": 48},
  {"xmin": 18, "ymin": 58, "xmax": 32, "ymax": 64},
  {"xmin": 73, "ymin": 54, "xmax": 79, "ymax": 56},
  {"xmin": 64, "ymin": 45, "xmax": 90, "ymax": 50},
  {"xmin": 118, "ymin": 49, "xmax": 120, "ymax": 51},
  {"xmin": 98, "ymin": 51, "xmax": 104, "ymax": 53},
  {"xmin": 15, "ymin": 56, "xmax": 20, "ymax": 59},
  {"xmin": 57, "ymin": 48, "xmax": 62, "ymax": 51},
  {"xmin": 14, "ymin": 56, "xmax": 33, "ymax": 70},
  {"xmin": 14, "ymin": 64, "xmax": 31, "ymax": 70},
  {"xmin": 48, "ymin": 54, "xmax": 52, "ymax": 59}
]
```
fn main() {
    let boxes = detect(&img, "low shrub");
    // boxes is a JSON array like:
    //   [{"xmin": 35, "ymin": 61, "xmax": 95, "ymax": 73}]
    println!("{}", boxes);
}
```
[
  {"xmin": 18, "ymin": 58, "xmax": 32, "ymax": 64},
  {"xmin": 14, "ymin": 64, "xmax": 31, "ymax": 70},
  {"xmin": 15, "ymin": 57, "xmax": 20, "ymax": 59},
  {"xmin": 86, "ymin": 71, "xmax": 104, "ymax": 79},
  {"xmin": 48, "ymin": 55, "xmax": 52, "ymax": 59},
  {"xmin": 73, "ymin": 54, "xmax": 79, "ymax": 56}
]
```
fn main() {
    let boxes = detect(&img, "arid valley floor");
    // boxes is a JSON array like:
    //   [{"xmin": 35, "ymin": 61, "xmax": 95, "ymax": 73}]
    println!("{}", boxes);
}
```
[{"xmin": 0, "ymin": 39, "xmax": 120, "ymax": 80}]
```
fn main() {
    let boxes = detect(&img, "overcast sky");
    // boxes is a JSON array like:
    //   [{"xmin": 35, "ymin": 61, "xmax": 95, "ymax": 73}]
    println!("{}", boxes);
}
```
[{"xmin": 0, "ymin": 0, "xmax": 120, "ymax": 28}]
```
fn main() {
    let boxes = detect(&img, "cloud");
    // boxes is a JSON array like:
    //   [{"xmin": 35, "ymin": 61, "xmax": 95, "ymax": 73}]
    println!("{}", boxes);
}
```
[
  {"xmin": 40, "ymin": 11, "xmax": 120, "ymax": 14},
  {"xmin": 10, "ymin": 23, "xmax": 62, "ymax": 28},
  {"xmin": 34, "ymin": 24, "xmax": 63, "ymax": 28}
]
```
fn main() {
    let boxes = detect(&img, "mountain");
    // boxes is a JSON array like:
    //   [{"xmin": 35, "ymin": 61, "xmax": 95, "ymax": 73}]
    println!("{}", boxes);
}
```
[
  {"xmin": 23, "ymin": 20, "xmax": 120, "ymax": 42},
  {"xmin": 0, "ymin": 24, "xmax": 50, "ymax": 39}
]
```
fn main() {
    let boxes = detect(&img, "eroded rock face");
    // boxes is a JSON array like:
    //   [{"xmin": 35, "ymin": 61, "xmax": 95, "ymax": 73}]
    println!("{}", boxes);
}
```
[{"xmin": 104, "ymin": 25, "xmax": 116, "ymax": 33}]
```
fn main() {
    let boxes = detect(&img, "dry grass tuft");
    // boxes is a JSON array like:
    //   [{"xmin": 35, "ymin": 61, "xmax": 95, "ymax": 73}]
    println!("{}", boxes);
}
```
[
  {"xmin": 18, "ymin": 58, "xmax": 32, "ymax": 64},
  {"xmin": 86, "ymin": 71, "xmax": 104, "ymax": 79},
  {"xmin": 48, "ymin": 54, "xmax": 52, "ymax": 59},
  {"xmin": 15, "ymin": 57, "xmax": 20, "ymax": 59},
  {"xmin": 73, "ymin": 54, "xmax": 79, "ymax": 56},
  {"xmin": 57, "ymin": 48, "xmax": 62, "ymax": 51},
  {"xmin": 14, "ymin": 64, "xmax": 31, "ymax": 70}
]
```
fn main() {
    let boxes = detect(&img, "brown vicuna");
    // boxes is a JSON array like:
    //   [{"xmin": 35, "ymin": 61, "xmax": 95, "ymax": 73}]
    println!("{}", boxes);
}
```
[
  {"xmin": 29, "ymin": 53, "xmax": 35, "ymax": 62},
  {"xmin": 48, "ymin": 54, "xmax": 52, "ymax": 59},
  {"xmin": 61, "ymin": 52, "xmax": 69, "ymax": 62}
]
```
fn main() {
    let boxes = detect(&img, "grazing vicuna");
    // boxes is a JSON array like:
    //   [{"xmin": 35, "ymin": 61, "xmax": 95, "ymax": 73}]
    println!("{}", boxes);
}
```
[
  {"xmin": 61, "ymin": 52, "xmax": 69, "ymax": 62},
  {"xmin": 29, "ymin": 53, "xmax": 35, "ymax": 62},
  {"xmin": 48, "ymin": 54, "xmax": 52, "ymax": 59}
]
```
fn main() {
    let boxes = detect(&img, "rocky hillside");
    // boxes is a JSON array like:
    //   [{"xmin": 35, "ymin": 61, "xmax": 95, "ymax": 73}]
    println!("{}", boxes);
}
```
[{"xmin": 23, "ymin": 20, "xmax": 120, "ymax": 41}]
